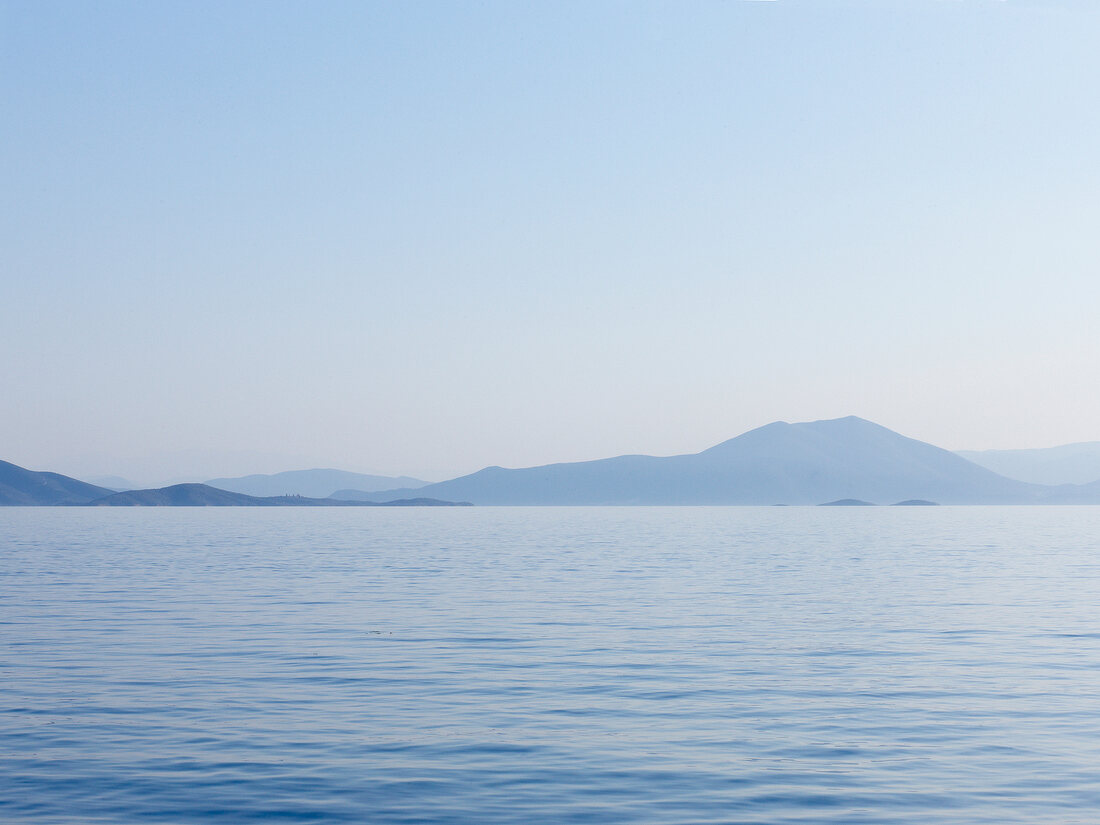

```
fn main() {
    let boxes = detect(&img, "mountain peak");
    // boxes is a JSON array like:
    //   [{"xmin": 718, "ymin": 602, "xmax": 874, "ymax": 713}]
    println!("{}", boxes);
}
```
[
  {"xmin": 798, "ymin": 415, "xmax": 882, "ymax": 430},
  {"xmin": 701, "ymin": 416, "xmax": 888, "ymax": 456}
]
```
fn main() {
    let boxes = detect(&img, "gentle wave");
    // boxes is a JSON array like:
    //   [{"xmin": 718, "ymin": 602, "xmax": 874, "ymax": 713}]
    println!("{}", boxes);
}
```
[{"xmin": 3, "ymin": 506, "xmax": 1100, "ymax": 823}]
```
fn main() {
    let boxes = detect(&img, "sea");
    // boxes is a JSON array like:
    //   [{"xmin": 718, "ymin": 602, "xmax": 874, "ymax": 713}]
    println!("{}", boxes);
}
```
[{"xmin": 3, "ymin": 506, "xmax": 1100, "ymax": 824}]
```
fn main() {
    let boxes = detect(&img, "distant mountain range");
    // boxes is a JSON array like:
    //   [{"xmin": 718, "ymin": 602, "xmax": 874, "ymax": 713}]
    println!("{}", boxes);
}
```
[
  {"xmin": 89, "ymin": 484, "xmax": 466, "ymax": 507},
  {"xmin": 0, "ymin": 463, "xmax": 465, "ymax": 507},
  {"xmin": 333, "ymin": 416, "xmax": 1100, "ymax": 506},
  {"xmin": 956, "ymin": 443, "xmax": 1100, "ymax": 486},
  {"xmin": 203, "ymin": 469, "xmax": 429, "ymax": 498},
  {"xmin": 6, "ymin": 416, "xmax": 1100, "ymax": 507}
]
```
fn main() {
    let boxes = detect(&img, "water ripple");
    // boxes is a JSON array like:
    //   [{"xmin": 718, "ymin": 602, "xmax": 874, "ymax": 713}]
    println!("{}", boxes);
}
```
[{"xmin": 3, "ymin": 505, "xmax": 1100, "ymax": 823}]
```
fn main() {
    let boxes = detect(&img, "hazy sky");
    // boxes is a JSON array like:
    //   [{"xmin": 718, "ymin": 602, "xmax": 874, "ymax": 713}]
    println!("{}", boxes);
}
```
[{"xmin": 4, "ymin": 0, "xmax": 1100, "ymax": 484}]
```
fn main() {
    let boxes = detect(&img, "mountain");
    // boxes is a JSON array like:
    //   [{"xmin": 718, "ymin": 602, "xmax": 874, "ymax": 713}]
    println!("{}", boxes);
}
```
[
  {"xmin": 87, "ymin": 483, "xmax": 467, "ymax": 506},
  {"xmin": 0, "ymin": 460, "xmax": 115, "ymax": 505},
  {"xmin": 1027, "ymin": 478, "xmax": 1100, "ymax": 505},
  {"xmin": 90, "ymin": 484, "xmax": 272, "ymax": 506},
  {"xmin": 957, "ymin": 443, "xmax": 1100, "ymax": 486},
  {"xmin": 86, "ymin": 475, "xmax": 138, "ymax": 491},
  {"xmin": 340, "ymin": 416, "xmax": 1092, "ymax": 506},
  {"xmin": 204, "ymin": 469, "xmax": 429, "ymax": 498},
  {"xmin": 9, "ymin": 416, "xmax": 1100, "ymax": 507}
]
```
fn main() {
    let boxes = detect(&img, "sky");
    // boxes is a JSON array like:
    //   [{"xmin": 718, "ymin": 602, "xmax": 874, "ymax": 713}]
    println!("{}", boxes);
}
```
[{"xmin": 3, "ymin": 0, "xmax": 1100, "ymax": 485}]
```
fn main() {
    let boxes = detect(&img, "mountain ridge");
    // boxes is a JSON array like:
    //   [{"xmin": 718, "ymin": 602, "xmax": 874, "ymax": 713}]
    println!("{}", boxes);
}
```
[
  {"xmin": 335, "ymin": 416, "xmax": 1091, "ymax": 506},
  {"xmin": 7, "ymin": 416, "xmax": 1100, "ymax": 506},
  {"xmin": 0, "ymin": 460, "xmax": 115, "ymax": 505},
  {"xmin": 88, "ymin": 483, "xmax": 467, "ymax": 507},
  {"xmin": 204, "ymin": 469, "xmax": 429, "ymax": 498},
  {"xmin": 0, "ymin": 464, "xmax": 466, "ymax": 507},
  {"xmin": 957, "ymin": 442, "xmax": 1100, "ymax": 486}
]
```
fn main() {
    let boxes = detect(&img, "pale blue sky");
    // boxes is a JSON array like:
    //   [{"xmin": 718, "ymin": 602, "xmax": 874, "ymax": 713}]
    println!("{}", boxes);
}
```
[{"xmin": 3, "ymin": 0, "xmax": 1099, "ymax": 483}]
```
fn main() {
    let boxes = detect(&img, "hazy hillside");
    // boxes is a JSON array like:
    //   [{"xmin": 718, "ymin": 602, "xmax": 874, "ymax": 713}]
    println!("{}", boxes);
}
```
[
  {"xmin": 88, "ymin": 483, "xmax": 467, "ymax": 507},
  {"xmin": 343, "ymin": 416, "xmax": 1075, "ymax": 506},
  {"xmin": 89, "ymin": 484, "xmax": 279, "ymax": 506},
  {"xmin": 205, "ymin": 469, "xmax": 428, "ymax": 498},
  {"xmin": 0, "ymin": 460, "xmax": 115, "ymax": 505},
  {"xmin": 957, "ymin": 443, "xmax": 1100, "ymax": 486},
  {"xmin": 9, "ymin": 417, "xmax": 1100, "ymax": 507}
]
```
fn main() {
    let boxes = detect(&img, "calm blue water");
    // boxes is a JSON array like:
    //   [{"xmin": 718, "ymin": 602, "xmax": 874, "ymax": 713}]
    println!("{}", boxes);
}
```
[{"xmin": 3, "ymin": 506, "xmax": 1100, "ymax": 823}]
